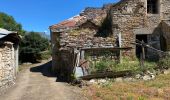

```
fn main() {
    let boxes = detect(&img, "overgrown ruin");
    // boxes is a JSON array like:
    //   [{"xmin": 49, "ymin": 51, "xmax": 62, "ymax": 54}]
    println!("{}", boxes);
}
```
[{"xmin": 50, "ymin": 0, "xmax": 170, "ymax": 81}]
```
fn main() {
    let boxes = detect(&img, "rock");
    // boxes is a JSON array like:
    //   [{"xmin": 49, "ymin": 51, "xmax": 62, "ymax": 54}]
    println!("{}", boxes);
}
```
[
  {"xmin": 124, "ymin": 77, "xmax": 133, "ymax": 82},
  {"xmin": 143, "ymin": 75, "xmax": 152, "ymax": 81},
  {"xmin": 156, "ymin": 69, "xmax": 161, "ymax": 75},
  {"xmin": 163, "ymin": 70, "xmax": 170, "ymax": 75},
  {"xmin": 135, "ymin": 74, "xmax": 141, "ymax": 79},
  {"xmin": 86, "ymin": 81, "xmax": 93, "ymax": 86},
  {"xmin": 146, "ymin": 70, "xmax": 155, "ymax": 75},
  {"xmin": 115, "ymin": 77, "xmax": 123, "ymax": 82},
  {"xmin": 89, "ymin": 79, "xmax": 97, "ymax": 84},
  {"xmin": 98, "ymin": 79, "xmax": 107, "ymax": 83},
  {"xmin": 151, "ymin": 75, "xmax": 155, "ymax": 79}
]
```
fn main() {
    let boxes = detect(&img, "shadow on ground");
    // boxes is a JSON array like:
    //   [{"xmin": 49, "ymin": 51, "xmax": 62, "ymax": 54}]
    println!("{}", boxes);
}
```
[
  {"xmin": 30, "ymin": 61, "xmax": 69, "ymax": 82},
  {"xmin": 30, "ymin": 61, "xmax": 56, "ymax": 78}
]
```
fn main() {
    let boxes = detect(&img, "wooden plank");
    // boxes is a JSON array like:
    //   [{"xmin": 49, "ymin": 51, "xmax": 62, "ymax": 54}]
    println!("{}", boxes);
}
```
[{"xmin": 80, "ymin": 70, "xmax": 132, "ymax": 80}]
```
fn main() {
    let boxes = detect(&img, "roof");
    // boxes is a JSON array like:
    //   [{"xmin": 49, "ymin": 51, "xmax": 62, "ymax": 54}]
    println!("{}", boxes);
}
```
[
  {"xmin": 0, "ymin": 28, "xmax": 20, "ymax": 44},
  {"xmin": 0, "ymin": 28, "xmax": 17, "ymax": 39},
  {"xmin": 50, "ymin": 15, "xmax": 86, "ymax": 30}
]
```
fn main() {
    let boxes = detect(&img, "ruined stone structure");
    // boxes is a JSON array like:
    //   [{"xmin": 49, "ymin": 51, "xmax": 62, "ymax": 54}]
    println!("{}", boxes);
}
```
[
  {"xmin": 50, "ymin": 0, "xmax": 170, "ymax": 80},
  {"xmin": 0, "ymin": 28, "xmax": 20, "ymax": 89}
]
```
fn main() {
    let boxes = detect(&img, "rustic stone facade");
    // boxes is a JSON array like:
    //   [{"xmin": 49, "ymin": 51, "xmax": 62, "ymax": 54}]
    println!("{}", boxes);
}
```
[
  {"xmin": 0, "ymin": 42, "xmax": 16, "ymax": 88},
  {"xmin": 109, "ymin": 0, "xmax": 170, "ymax": 58},
  {"xmin": 50, "ymin": 0, "xmax": 170, "ymax": 80},
  {"xmin": 0, "ymin": 29, "xmax": 20, "ymax": 90}
]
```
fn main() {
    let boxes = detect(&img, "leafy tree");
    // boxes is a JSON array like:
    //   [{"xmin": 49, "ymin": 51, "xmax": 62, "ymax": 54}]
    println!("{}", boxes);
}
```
[
  {"xmin": 0, "ymin": 12, "xmax": 25, "ymax": 35},
  {"xmin": 19, "ymin": 32, "xmax": 49, "ymax": 63}
]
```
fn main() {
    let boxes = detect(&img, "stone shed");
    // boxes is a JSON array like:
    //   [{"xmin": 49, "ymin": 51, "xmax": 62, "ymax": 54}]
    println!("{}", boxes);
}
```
[
  {"xmin": 50, "ymin": 0, "xmax": 170, "ymax": 81},
  {"xmin": 0, "ymin": 28, "xmax": 20, "ymax": 89}
]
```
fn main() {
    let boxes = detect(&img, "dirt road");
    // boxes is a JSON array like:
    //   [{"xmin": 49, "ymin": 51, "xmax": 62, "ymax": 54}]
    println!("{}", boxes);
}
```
[{"xmin": 0, "ymin": 60, "xmax": 87, "ymax": 100}]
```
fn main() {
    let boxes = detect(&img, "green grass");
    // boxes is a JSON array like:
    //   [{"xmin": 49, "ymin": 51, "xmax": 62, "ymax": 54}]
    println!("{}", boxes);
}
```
[{"xmin": 89, "ymin": 57, "xmax": 156, "ymax": 75}]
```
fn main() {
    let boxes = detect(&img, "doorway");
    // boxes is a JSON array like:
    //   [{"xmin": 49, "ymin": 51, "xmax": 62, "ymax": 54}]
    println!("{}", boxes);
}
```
[{"xmin": 136, "ymin": 35, "xmax": 148, "ymax": 58}]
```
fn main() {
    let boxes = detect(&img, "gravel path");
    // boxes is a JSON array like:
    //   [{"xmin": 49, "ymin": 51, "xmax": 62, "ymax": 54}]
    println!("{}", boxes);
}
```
[{"xmin": 0, "ymin": 60, "xmax": 87, "ymax": 100}]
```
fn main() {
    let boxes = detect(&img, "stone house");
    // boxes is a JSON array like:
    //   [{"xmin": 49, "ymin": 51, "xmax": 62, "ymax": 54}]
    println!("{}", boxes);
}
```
[
  {"xmin": 50, "ymin": 0, "xmax": 170, "ymax": 80},
  {"xmin": 0, "ymin": 28, "xmax": 20, "ymax": 89}
]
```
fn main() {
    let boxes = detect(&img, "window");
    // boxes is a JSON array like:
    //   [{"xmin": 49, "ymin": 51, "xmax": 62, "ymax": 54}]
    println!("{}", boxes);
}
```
[{"xmin": 147, "ymin": 0, "xmax": 159, "ymax": 14}]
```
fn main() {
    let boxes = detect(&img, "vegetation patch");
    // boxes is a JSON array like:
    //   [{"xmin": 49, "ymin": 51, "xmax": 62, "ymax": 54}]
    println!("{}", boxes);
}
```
[
  {"xmin": 19, "ymin": 32, "xmax": 50, "ymax": 63},
  {"xmin": 88, "ymin": 56, "xmax": 156, "ymax": 75},
  {"xmin": 84, "ymin": 55, "xmax": 170, "ymax": 100},
  {"xmin": 85, "ymin": 72, "xmax": 170, "ymax": 100}
]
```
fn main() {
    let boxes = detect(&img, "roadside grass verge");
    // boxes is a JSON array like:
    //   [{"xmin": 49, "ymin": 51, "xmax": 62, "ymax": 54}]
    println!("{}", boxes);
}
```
[{"xmin": 84, "ymin": 72, "xmax": 170, "ymax": 100}]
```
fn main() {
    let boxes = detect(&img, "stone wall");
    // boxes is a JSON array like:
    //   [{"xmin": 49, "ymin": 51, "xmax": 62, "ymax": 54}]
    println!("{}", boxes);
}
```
[
  {"xmin": 110, "ymin": 0, "xmax": 147, "ymax": 58},
  {"xmin": 0, "ymin": 42, "xmax": 16, "ymax": 89},
  {"xmin": 161, "ymin": 0, "xmax": 170, "ymax": 20},
  {"xmin": 59, "ymin": 28, "xmax": 116, "ymax": 49},
  {"xmin": 50, "ymin": 0, "xmax": 170, "ymax": 79},
  {"xmin": 110, "ymin": 0, "xmax": 167, "ymax": 58},
  {"xmin": 161, "ymin": 21, "xmax": 170, "ymax": 51}
]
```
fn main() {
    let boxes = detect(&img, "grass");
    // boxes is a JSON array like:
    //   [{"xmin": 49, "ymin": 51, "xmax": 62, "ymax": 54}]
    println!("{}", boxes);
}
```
[
  {"xmin": 84, "ymin": 72, "xmax": 170, "ymax": 100},
  {"xmin": 83, "ymin": 54, "xmax": 170, "ymax": 99},
  {"xmin": 89, "ymin": 57, "xmax": 156, "ymax": 75}
]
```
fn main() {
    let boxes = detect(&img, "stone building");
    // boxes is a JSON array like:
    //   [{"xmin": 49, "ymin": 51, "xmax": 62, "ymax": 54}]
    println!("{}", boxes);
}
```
[
  {"xmin": 50, "ymin": 0, "xmax": 170, "ymax": 80},
  {"xmin": 0, "ymin": 28, "xmax": 20, "ymax": 89}
]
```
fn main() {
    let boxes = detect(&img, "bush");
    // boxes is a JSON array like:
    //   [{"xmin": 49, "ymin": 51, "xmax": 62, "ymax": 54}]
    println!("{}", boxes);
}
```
[
  {"xmin": 19, "ymin": 32, "xmax": 49, "ymax": 63},
  {"xmin": 157, "ymin": 55, "xmax": 170, "ymax": 69},
  {"xmin": 94, "ymin": 60, "xmax": 116, "ymax": 72}
]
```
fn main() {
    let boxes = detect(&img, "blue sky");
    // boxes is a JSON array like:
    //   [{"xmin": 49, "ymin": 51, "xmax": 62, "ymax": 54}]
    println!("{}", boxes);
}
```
[{"xmin": 0, "ymin": 0, "xmax": 119, "ymax": 34}]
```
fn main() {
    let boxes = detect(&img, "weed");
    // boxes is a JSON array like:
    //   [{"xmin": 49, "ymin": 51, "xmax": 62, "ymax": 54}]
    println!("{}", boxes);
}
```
[
  {"xmin": 158, "ymin": 55, "xmax": 170, "ymax": 69},
  {"xmin": 138, "ymin": 96, "xmax": 146, "ymax": 100},
  {"xmin": 95, "ymin": 92, "xmax": 101, "ymax": 97},
  {"xmin": 127, "ymin": 95, "xmax": 134, "ymax": 100}
]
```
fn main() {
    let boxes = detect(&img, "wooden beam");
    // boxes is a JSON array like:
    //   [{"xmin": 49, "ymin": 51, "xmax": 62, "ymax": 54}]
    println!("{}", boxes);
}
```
[{"xmin": 80, "ymin": 70, "xmax": 132, "ymax": 80}]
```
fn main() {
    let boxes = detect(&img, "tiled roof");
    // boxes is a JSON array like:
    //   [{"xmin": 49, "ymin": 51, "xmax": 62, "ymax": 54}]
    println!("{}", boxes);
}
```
[{"xmin": 50, "ymin": 15, "xmax": 85, "ymax": 29}]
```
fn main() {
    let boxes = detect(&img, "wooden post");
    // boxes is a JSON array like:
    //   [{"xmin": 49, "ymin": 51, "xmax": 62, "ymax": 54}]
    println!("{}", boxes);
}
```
[
  {"xmin": 118, "ymin": 31, "xmax": 122, "ymax": 63},
  {"xmin": 140, "ymin": 53, "xmax": 144, "ymax": 68},
  {"xmin": 142, "ymin": 41, "xmax": 145, "ymax": 60},
  {"xmin": 140, "ymin": 40, "xmax": 145, "ymax": 68},
  {"xmin": 80, "ymin": 50, "xmax": 85, "ymax": 60}
]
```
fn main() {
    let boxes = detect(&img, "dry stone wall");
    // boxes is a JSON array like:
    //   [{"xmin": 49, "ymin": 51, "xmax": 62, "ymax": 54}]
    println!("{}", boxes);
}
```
[
  {"xmin": 0, "ymin": 42, "xmax": 15, "ymax": 89},
  {"xmin": 110, "ymin": 0, "xmax": 147, "ymax": 58},
  {"xmin": 59, "ymin": 28, "xmax": 116, "ymax": 49},
  {"xmin": 161, "ymin": 0, "xmax": 170, "ymax": 20}
]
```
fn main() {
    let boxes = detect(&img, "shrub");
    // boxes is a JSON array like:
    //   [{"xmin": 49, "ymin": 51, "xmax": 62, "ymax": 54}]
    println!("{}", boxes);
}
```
[
  {"xmin": 19, "ymin": 32, "xmax": 49, "ymax": 63},
  {"xmin": 94, "ymin": 60, "xmax": 116, "ymax": 72},
  {"xmin": 157, "ymin": 55, "xmax": 170, "ymax": 69}
]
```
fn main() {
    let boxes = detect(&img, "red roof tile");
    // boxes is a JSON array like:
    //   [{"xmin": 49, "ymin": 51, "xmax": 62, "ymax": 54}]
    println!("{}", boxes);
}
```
[{"xmin": 50, "ymin": 15, "xmax": 85, "ymax": 29}]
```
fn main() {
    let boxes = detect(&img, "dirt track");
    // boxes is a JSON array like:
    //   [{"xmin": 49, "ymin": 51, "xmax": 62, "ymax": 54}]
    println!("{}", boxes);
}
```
[{"xmin": 0, "ymin": 60, "xmax": 87, "ymax": 100}]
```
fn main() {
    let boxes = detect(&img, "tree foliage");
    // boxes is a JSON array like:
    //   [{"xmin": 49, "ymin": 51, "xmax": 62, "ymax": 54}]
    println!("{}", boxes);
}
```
[
  {"xmin": 0, "ymin": 12, "xmax": 25, "ymax": 35},
  {"xmin": 19, "ymin": 32, "xmax": 49, "ymax": 63}
]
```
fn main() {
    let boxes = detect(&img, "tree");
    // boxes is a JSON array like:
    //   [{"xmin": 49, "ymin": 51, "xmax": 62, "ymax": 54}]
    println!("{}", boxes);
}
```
[
  {"xmin": 19, "ymin": 32, "xmax": 49, "ymax": 63},
  {"xmin": 0, "ymin": 12, "xmax": 25, "ymax": 35}
]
